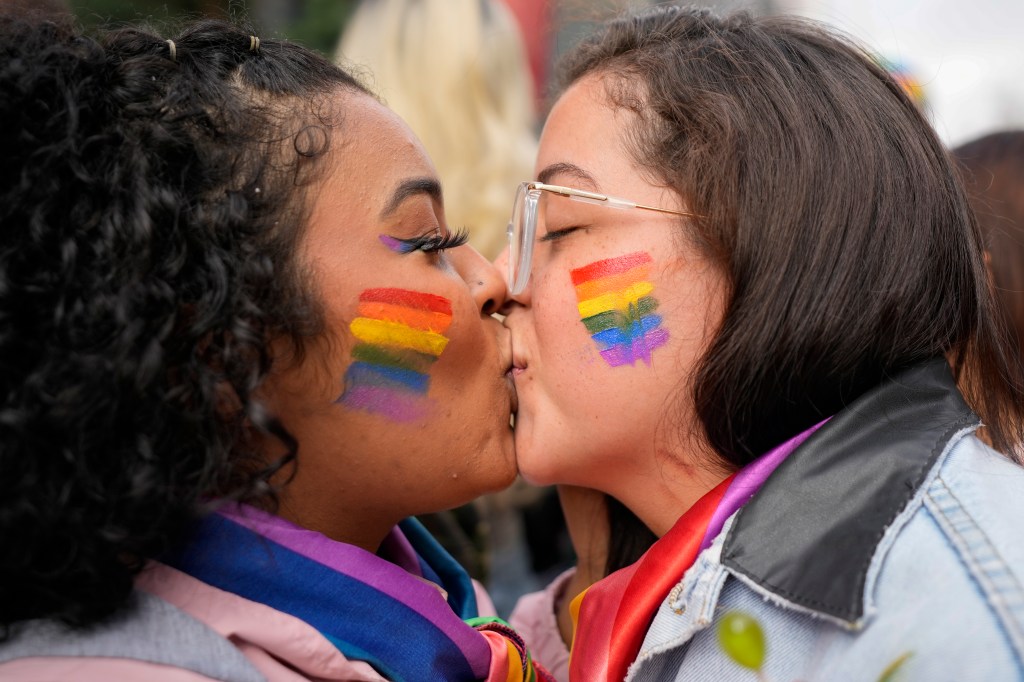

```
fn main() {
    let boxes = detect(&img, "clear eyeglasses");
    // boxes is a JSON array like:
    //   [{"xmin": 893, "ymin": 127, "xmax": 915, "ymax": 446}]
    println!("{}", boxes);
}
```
[{"xmin": 505, "ymin": 181, "xmax": 694, "ymax": 295}]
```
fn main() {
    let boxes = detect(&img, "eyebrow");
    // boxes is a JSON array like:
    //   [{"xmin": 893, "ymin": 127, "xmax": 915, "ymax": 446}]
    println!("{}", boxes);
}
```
[
  {"xmin": 379, "ymin": 177, "xmax": 443, "ymax": 219},
  {"xmin": 537, "ymin": 162, "xmax": 600, "ymax": 190}
]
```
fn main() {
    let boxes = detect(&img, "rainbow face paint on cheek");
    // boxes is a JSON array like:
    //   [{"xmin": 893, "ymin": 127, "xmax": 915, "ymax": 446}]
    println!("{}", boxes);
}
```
[
  {"xmin": 338, "ymin": 288, "xmax": 453, "ymax": 421},
  {"xmin": 571, "ymin": 252, "xmax": 669, "ymax": 367}
]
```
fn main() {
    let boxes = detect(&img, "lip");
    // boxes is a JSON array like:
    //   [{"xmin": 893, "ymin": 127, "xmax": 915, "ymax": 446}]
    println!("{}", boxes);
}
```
[
  {"xmin": 505, "ymin": 370, "xmax": 519, "ymax": 415},
  {"xmin": 511, "ymin": 348, "xmax": 527, "ymax": 377},
  {"xmin": 509, "ymin": 335, "xmax": 528, "ymax": 378},
  {"xmin": 498, "ymin": 328, "xmax": 519, "ymax": 414}
]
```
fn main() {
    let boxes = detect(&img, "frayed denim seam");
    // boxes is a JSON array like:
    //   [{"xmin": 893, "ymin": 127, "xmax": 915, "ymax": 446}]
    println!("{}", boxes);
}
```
[
  {"xmin": 722, "ymin": 414, "xmax": 978, "ymax": 624},
  {"xmin": 628, "ymin": 540, "xmax": 732, "ymax": 681},
  {"xmin": 924, "ymin": 475, "xmax": 1024, "ymax": 670}
]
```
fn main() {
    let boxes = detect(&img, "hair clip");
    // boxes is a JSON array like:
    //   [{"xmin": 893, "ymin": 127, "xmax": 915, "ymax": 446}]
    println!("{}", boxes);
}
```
[
  {"xmin": 165, "ymin": 39, "xmax": 176, "ymax": 61},
  {"xmin": 249, "ymin": 35, "xmax": 260, "ymax": 53}
]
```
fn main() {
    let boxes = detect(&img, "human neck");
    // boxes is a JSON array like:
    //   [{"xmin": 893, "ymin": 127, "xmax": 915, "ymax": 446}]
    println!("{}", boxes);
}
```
[
  {"xmin": 275, "ymin": 494, "xmax": 395, "ymax": 554},
  {"xmin": 610, "ymin": 453, "xmax": 733, "ymax": 538}
]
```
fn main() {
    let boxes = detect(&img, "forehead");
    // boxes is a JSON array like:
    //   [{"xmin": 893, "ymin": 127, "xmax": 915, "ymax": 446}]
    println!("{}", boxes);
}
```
[
  {"xmin": 535, "ymin": 74, "xmax": 642, "ymax": 191},
  {"xmin": 307, "ymin": 91, "xmax": 441, "ymax": 226},
  {"xmin": 327, "ymin": 91, "xmax": 439, "ymax": 189}
]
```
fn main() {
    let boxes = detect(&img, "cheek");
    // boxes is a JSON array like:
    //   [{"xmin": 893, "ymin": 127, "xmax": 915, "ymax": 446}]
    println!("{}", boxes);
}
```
[{"xmin": 337, "ymin": 287, "xmax": 455, "ymax": 424}]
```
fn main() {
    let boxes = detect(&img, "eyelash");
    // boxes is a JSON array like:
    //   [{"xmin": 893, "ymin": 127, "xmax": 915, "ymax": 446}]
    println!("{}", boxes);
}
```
[
  {"xmin": 390, "ymin": 228, "xmax": 469, "ymax": 254},
  {"xmin": 540, "ymin": 226, "xmax": 582, "ymax": 242}
]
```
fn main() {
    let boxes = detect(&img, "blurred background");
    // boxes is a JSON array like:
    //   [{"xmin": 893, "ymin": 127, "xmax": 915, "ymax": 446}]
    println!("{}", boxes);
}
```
[{"xmin": 28, "ymin": 0, "xmax": 1023, "ymax": 148}]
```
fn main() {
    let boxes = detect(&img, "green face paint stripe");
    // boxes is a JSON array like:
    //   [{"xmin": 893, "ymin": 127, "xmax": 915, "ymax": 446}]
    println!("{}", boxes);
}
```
[
  {"xmin": 580, "ymin": 296, "xmax": 661, "ymax": 333},
  {"xmin": 580, "ymin": 311, "xmax": 620, "ymax": 334},
  {"xmin": 350, "ymin": 345, "xmax": 437, "ymax": 372},
  {"xmin": 630, "ymin": 296, "xmax": 660, "ymax": 316}
]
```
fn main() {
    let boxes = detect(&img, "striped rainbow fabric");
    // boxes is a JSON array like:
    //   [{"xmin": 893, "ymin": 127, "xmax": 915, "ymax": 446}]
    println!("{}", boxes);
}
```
[{"xmin": 165, "ymin": 505, "xmax": 552, "ymax": 682}]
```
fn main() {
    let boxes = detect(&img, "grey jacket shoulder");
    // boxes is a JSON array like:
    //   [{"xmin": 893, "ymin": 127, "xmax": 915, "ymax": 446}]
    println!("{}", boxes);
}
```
[{"xmin": 0, "ymin": 590, "xmax": 266, "ymax": 682}]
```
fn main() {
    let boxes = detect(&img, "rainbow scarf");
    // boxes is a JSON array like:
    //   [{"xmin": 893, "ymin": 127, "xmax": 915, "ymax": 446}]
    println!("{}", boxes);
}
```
[
  {"xmin": 568, "ymin": 421, "xmax": 825, "ymax": 682},
  {"xmin": 165, "ymin": 505, "xmax": 551, "ymax": 682}
]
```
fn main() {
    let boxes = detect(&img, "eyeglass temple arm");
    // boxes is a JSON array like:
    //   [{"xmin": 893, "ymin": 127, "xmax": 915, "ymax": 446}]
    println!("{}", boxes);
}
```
[{"xmin": 533, "ymin": 183, "xmax": 690, "ymax": 216}]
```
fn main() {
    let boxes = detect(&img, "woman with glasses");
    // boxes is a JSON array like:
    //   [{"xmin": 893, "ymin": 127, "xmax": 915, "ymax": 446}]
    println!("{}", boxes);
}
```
[
  {"xmin": 501, "ymin": 6, "xmax": 1024, "ymax": 681},
  {"xmin": 0, "ymin": 16, "xmax": 552, "ymax": 682}
]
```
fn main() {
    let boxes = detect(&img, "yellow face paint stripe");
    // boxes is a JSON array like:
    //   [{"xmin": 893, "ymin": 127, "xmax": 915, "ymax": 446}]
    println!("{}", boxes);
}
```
[
  {"xmin": 576, "ymin": 281, "xmax": 656, "ymax": 319},
  {"xmin": 349, "ymin": 317, "xmax": 450, "ymax": 356}
]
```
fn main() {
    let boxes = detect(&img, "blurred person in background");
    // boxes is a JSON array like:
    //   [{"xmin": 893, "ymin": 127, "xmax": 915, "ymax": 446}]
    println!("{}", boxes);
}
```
[
  {"xmin": 337, "ymin": 0, "xmax": 537, "ymax": 260},
  {"xmin": 954, "ymin": 131, "xmax": 1024, "ymax": 365}
]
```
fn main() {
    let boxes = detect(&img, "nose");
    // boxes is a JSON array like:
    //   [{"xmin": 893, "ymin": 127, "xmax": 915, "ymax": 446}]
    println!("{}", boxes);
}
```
[
  {"xmin": 450, "ymin": 244, "xmax": 508, "ymax": 316},
  {"xmin": 493, "ymin": 244, "xmax": 531, "ymax": 313}
]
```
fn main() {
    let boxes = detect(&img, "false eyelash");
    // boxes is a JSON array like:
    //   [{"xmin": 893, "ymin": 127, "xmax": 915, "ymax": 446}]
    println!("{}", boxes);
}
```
[{"xmin": 387, "ymin": 228, "xmax": 470, "ymax": 254}]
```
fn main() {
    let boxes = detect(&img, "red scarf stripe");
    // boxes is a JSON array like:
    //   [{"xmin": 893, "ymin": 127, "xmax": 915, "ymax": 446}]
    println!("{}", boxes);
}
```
[{"xmin": 570, "ymin": 474, "xmax": 736, "ymax": 682}]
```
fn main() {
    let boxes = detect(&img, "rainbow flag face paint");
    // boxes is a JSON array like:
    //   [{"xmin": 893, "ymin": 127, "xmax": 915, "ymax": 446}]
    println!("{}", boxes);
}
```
[
  {"xmin": 571, "ymin": 252, "xmax": 669, "ymax": 367},
  {"xmin": 339, "ymin": 288, "xmax": 453, "ymax": 421}
]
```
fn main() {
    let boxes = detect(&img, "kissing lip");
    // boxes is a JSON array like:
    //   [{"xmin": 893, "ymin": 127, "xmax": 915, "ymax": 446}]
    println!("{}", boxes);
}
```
[
  {"xmin": 509, "ymin": 344, "xmax": 527, "ymax": 377},
  {"xmin": 505, "ymin": 372, "xmax": 519, "ymax": 415}
]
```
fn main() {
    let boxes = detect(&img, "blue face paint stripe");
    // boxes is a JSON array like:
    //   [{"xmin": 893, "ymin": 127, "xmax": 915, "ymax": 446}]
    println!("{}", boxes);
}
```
[
  {"xmin": 345, "ymin": 362, "xmax": 430, "ymax": 394},
  {"xmin": 590, "ymin": 315, "xmax": 664, "ymax": 348}
]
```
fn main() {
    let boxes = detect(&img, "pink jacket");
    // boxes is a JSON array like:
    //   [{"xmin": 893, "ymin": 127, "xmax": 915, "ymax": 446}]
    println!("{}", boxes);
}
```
[{"xmin": 508, "ymin": 570, "xmax": 572, "ymax": 682}]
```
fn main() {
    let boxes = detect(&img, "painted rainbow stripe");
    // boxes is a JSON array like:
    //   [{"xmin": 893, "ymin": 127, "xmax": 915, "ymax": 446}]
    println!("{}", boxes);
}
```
[
  {"xmin": 339, "ymin": 288, "xmax": 452, "ymax": 421},
  {"xmin": 571, "ymin": 252, "xmax": 669, "ymax": 367}
]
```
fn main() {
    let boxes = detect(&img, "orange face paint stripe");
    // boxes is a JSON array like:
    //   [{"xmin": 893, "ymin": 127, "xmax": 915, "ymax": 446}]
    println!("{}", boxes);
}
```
[
  {"xmin": 570, "ymin": 251, "xmax": 653, "ymax": 286},
  {"xmin": 357, "ymin": 301, "xmax": 453, "ymax": 333},
  {"xmin": 573, "ymin": 266, "xmax": 652, "ymax": 302}
]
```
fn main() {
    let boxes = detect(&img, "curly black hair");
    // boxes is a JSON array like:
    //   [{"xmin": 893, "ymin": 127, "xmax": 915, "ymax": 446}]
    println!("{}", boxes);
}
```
[{"xmin": 0, "ymin": 15, "xmax": 366, "ymax": 629}]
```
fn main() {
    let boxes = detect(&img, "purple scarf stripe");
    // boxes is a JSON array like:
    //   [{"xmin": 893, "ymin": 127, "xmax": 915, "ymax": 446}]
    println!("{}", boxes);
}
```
[
  {"xmin": 699, "ymin": 419, "xmax": 829, "ymax": 552},
  {"xmin": 217, "ymin": 504, "xmax": 490, "ymax": 671},
  {"xmin": 378, "ymin": 526, "xmax": 425, "ymax": 577}
]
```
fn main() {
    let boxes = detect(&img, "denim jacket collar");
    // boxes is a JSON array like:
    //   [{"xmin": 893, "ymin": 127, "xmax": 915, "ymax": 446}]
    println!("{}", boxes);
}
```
[{"xmin": 720, "ymin": 358, "xmax": 979, "ymax": 625}]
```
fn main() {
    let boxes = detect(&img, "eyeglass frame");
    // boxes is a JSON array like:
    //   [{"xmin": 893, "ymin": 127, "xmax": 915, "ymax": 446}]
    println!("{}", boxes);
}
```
[{"xmin": 505, "ymin": 181, "xmax": 696, "ymax": 295}]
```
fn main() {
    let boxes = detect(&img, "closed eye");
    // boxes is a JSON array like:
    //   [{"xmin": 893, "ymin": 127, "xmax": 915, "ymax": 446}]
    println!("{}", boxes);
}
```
[
  {"xmin": 540, "ymin": 226, "xmax": 583, "ymax": 242},
  {"xmin": 387, "ymin": 228, "xmax": 469, "ymax": 253}
]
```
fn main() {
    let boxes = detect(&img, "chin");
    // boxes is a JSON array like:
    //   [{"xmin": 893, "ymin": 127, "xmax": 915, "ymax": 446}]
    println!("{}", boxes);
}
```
[
  {"xmin": 512, "ymin": 429, "xmax": 548, "ymax": 485},
  {"xmin": 441, "ymin": 469, "xmax": 518, "ymax": 514},
  {"xmin": 483, "ymin": 439, "xmax": 519, "ymax": 493},
  {"xmin": 488, "ymin": 466, "xmax": 519, "ymax": 495},
  {"xmin": 513, "ymin": 450, "xmax": 558, "ymax": 487}
]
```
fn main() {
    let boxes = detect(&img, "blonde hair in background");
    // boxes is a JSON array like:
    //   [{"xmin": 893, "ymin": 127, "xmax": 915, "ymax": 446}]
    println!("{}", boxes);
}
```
[{"xmin": 338, "ymin": 0, "xmax": 538, "ymax": 258}]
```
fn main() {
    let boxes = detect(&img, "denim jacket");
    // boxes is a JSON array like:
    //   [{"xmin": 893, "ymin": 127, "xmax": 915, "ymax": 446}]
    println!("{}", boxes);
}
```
[{"xmin": 628, "ymin": 360, "xmax": 1024, "ymax": 682}]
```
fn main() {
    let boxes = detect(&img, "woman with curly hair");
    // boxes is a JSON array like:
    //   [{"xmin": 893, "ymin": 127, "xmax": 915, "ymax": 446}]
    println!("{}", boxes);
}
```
[{"xmin": 0, "ymin": 15, "xmax": 547, "ymax": 682}]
